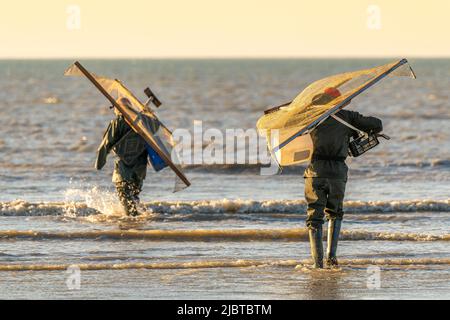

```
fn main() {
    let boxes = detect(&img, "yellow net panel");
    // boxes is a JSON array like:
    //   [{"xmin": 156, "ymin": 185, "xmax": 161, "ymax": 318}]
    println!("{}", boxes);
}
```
[
  {"xmin": 271, "ymin": 130, "xmax": 313, "ymax": 166},
  {"xmin": 257, "ymin": 59, "xmax": 416, "ymax": 166},
  {"xmin": 64, "ymin": 63, "xmax": 189, "ymax": 192}
]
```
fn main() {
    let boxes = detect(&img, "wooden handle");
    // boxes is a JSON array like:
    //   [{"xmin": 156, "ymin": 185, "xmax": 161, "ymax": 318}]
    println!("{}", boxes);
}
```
[{"xmin": 74, "ymin": 61, "xmax": 190, "ymax": 187}]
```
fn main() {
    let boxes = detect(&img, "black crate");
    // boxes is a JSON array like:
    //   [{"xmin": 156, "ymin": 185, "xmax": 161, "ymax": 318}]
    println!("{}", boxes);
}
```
[{"xmin": 348, "ymin": 133, "xmax": 380, "ymax": 157}]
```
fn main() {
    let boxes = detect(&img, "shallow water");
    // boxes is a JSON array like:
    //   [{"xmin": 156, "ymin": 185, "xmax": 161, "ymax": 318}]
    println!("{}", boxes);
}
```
[{"xmin": 0, "ymin": 59, "xmax": 449, "ymax": 299}]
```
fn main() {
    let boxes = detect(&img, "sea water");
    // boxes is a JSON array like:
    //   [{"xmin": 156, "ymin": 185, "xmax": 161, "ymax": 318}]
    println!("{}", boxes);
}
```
[{"xmin": 0, "ymin": 59, "xmax": 449, "ymax": 299}]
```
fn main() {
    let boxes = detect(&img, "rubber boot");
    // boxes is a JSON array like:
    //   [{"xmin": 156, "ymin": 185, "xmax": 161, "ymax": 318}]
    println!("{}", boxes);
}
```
[
  {"xmin": 308, "ymin": 226, "xmax": 324, "ymax": 269},
  {"xmin": 326, "ymin": 219, "xmax": 342, "ymax": 268},
  {"xmin": 116, "ymin": 182, "xmax": 140, "ymax": 217}
]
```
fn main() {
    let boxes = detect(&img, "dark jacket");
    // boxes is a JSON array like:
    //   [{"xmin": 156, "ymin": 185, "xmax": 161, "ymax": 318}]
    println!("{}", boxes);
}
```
[
  {"xmin": 304, "ymin": 109, "xmax": 383, "ymax": 179},
  {"xmin": 95, "ymin": 115, "xmax": 148, "ymax": 183}
]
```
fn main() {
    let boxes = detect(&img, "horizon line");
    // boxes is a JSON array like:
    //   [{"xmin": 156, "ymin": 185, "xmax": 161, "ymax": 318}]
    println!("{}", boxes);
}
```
[{"xmin": 0, "ymin": 55, "xmax": 449, "ymax": 60}]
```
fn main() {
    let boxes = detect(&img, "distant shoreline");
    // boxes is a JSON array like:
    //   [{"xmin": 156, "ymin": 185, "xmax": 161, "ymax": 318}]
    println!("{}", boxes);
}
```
[{"xmin": 1, "ymin": 57, "xmax": 450, "ymax": 61}]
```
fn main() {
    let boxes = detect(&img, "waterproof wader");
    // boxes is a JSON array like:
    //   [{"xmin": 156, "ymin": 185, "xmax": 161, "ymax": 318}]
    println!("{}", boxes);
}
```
[
  {"xmin": 305, "ymin": 176, "xmax": 345, "ymax": 268},
  {"xmin": 304, "ymin": 109, "xmax": 383, "ymax": 268},
  {"xmin": 116, "ymin": 180, "xmax": 143, "ymax": 217},
  {"xmin": 96, "ymin": 115, "xmax": 148, "ymax": 216}
]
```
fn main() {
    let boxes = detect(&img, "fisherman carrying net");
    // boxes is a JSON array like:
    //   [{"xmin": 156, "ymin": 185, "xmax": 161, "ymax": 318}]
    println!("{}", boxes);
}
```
[
  {"xmin": 95, "ymin": 97, "xmax": 159, "ymax": 216},
  {"xmin": 257, "ymin": 59, "xmax": 416, "ymax": 269},
  {"xmin": 305, "ymin": 88, "xmax": 383, "ymax": 268}
]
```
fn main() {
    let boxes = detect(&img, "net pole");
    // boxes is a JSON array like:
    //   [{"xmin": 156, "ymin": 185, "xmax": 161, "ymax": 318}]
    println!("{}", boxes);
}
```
[
  {"xmin": 73, "ymin": 61, "xmax": 191, "ymax": 187},
  {"xmin": 273, "ymin": 59, "xmax": 408, "ymax": 152}
]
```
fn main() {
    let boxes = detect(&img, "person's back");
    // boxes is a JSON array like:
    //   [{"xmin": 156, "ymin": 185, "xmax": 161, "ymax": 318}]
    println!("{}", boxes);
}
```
[
  {"xmin": 305, "ymin": 109, "xmax": 383, "ymax": 179},
  {"xmin": 304, "ymin": 97, "xmax": 383, "ymax": 269},
  {"xmin": 95, "ymin": 98, "xmax": 149, "ymax": 216},
  {"xmin": 108, "ymin": 115, "xmax": 148, "ymax": 184}
]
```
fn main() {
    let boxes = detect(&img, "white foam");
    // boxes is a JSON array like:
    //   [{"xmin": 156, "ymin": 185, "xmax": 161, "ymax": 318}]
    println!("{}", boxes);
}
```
[
  {"xmin": 0, "ymin": 258, "xmax": 448, "ymax": 272},
  {"xmin": 63, "ymin": 187, "xmax": 125, "ymax": 217},
  {"xmin": 1, "ymin": 198, "xmax": 449, "ymax": 216}
]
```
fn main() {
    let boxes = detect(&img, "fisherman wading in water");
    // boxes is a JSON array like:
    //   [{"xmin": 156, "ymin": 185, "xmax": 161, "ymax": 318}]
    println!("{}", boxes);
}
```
[
  {"xmin": 95, "ymin": 97, "xmax": 158, "ymax": 217},
  {"xmin": 305, "ymin": 87, "xmax": 383, "ymax": 268}
]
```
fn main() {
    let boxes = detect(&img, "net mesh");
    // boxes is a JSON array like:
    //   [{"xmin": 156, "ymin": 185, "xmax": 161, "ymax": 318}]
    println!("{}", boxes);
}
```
[
  {"xmin": 64, "ymin": 63, "xmax": 189, "ymax": 192},
  {"xmin": 257, "ymin": 59, "xmax": 415, "ymax": 166},
  {"xmin": 257, "ymin": 60, "xmax": 414, "ymax": 132}
]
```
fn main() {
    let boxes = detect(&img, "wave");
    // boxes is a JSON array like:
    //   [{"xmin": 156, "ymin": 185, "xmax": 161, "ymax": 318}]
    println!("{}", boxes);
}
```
[
  {"xmin": 386, "ymin": 159, "xmax": 450, "ymax": 168},
  {"xmin": 0, "ymin": 258, "xmax": 448, "ymax": 272},
  {"xmin": 184, "ymin": 160, "xmax": 450, "ymax": 173},
  {"xmin": 185, "ymin": 164, "xmax": 305, "ymax": 174},
  {"xmin": 1, "ymin": 199, "xmax": 449, "ymax": 216},
  {"xmin": 0, "ymin": 229, "xmax": 448, "ymax": 241},
  {"xmin": 3, "ymin": 159, "xmax": 448, "ymax": 173}
]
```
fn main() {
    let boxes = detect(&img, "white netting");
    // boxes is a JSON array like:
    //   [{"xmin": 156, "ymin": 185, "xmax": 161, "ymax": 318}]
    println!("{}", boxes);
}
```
[
  {"xmin": 65, "ymin": 62, "xmax": 190, "ymax": 191},
  {"xmin": 257, "ymin": 59, "xmax": 416, "ymax": 166}
]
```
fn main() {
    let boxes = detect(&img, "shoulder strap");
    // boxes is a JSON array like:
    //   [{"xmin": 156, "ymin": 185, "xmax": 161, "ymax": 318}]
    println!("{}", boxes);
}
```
[{"xmin": 331, "ymin": 114, "xmax": 366, "ymax": 135}]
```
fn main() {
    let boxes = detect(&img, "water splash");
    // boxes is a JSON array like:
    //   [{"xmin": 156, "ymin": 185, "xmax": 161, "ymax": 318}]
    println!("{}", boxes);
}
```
[{"xmin": 63, "ymin": 185, "xmax": 125, "ymax": 217}]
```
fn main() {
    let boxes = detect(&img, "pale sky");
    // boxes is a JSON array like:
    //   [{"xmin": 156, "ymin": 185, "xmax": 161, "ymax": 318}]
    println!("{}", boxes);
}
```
[{"xmin": 1, "ymin": 0, "xmax": 449, "ymax": 58}]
